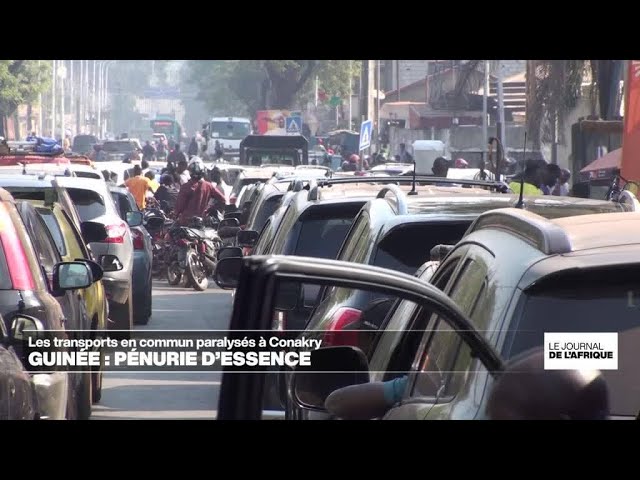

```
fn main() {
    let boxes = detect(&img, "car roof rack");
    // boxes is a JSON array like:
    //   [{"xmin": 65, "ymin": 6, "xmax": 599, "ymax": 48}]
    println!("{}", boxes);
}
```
[
  {"xmin": 376, "ymin": 184, "xmax": 409, "ymax": 215},
  {"xmin": 313, "ymin": 175, "xmax": 509, "ymax": 191},
  {"xmin": 467, "ymin": 208, "xmax": 572, "ymax": 255}
]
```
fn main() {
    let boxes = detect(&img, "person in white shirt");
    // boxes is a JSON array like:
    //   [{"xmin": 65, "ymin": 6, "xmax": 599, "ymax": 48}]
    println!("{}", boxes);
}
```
[{"xmin": 177, "ymin": 159, "xmax": 191, "ymax": 185}]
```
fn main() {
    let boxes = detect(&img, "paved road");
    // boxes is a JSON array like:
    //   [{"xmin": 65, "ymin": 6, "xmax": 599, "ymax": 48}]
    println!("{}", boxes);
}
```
[{"xmin": 91, "ymin": 280, "xmax": 233, "ymax": 420}]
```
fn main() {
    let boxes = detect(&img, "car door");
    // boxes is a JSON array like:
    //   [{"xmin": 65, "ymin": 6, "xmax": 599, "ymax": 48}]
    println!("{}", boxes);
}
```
[
  {"xmin": 216, "ymin": 255, "xmax": 504, "ymax": 420},
  {"xmin": 383, "ymin": 245, "xmax": 495, "ymax": 420}
]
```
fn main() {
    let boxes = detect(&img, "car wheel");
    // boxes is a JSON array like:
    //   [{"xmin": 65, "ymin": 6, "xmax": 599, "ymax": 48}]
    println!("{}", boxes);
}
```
[
  {"xmin": 77, "ymin": 372, "xmax": 93, "ymax": 420},
  {"xmin": 110, "ymin": 287, "xmax": 133, "ymax": 333},
  {"xmin": 92, "ymin": 367, "xmax": 103, "ymax": 404}
]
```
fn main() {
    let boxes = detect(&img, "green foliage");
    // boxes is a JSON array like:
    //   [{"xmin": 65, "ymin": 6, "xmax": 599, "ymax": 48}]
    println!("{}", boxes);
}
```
[
  {"xmin": 0, "ymin": 60, "xmax": 51, "ymax": 117},
  {"xmin": 188, "ymin": 60, "xmax": 359, "ymax": 116}
]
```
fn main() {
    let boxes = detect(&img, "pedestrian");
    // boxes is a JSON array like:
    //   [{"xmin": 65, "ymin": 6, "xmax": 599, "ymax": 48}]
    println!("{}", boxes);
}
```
[
  {"xmin": 176, "ymin": 159, "xmax": 190, "ymax": 185},
  {"xmin": 188, "ymin": 135, "xmax": 199, "ymax": 158},
  {"xmin": 551, "ymin": 168, "xmax": 571, "ymax": 196},
  {"xmin": 142, "ymin": 140, "xmax": 156, "ymax": 161},
  {"xmin": 398, "ymin": 143, "xmax": 413, "ymax": 163},
  {"xmin": 141, "ymin": 159, "xmax": 150, "ymax": 175},
  {"xmin": 539, "ymin": 162, "xmax": 562, "ymax": 195},
  {"xmin": 508, "ymin": 159, "xmax": 544, "ymax": 196},
  {"xmin": 124, "ymin": 164, "xmax": 153, "ymax": 210},
  {"xmin": 167, "ymin": 143, "xmax": 187, "ymax": 166},
  {"xmin": 145, "ymin": 170, "xmax": 160, "ymax": 192},
  {"xmin": 174, "ymin": 162, "xmax": 226, "ymax": 226}
]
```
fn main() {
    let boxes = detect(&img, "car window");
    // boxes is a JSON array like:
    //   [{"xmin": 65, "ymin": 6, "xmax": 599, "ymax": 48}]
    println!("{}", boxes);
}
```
[
  {"xmin": 269, "ymin": 204, "xmax": 299, "ymax": 254},
  {"xmin": 337, "ymin": 212, "xmax": 370, "ymax": 262},
  {"xmin": 20, "ymin": 208, "xmax": 60, "ymax": 274},
  {"xmin": 504, "ymin": 268, "xmax": 640, "ymax": 417},
  {"xmin": 111, "ymin": 191, "xmax": 136, "ymax": 220},
  {"xmin": 35, "ymin": 208, "xmax": 67, "ymax": 257},
  {"xmin": 373, "ymin": 222, "xmax": 471, "ymax": 275},
  {"xmin": 411, "ymin": 259, "xmax": 487, "ymax": 400},
  {"xmin": 295, "ymin": 217, "xmax": 354, "ymax": 258},
  {"xmin": 66, "ymin": 188, "xmax": 107, "ymax": 221},
  {"xmin": 249, "ymin": 195, "xmax": 283, "ymax": 232},
  {"xmin": 56, "ymin": 208, "xmax": 88, "ymax": 260}
]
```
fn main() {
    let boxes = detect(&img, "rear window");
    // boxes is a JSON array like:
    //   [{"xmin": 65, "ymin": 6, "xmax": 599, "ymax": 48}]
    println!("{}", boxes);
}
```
[
  {"xmin": 295, "ymin": 217, "xmax": 354, "ymax": 258},
  {"xmin": 74, "ymin": 171, "xmax": 102, "ymax": 180},
  {"xmin": 505, "ymin": 267, "xmax": 640, "ymax": 417},
  {"xmin": 66, "ymin": 188, "xmax": 106, "ymax": 220},
  {"xmin": 103, "ymin": 141, "xmax": 137, "ymax": 153},
  {"xmin": 111, "ymin": 192, "xmax": 136, "ymax": 219},
  {"xmin": 36, "ymin": 208, "xmax": 67, "ymax": 256},
  {"xmin": 373, "ymin": 222, "xmax": 471, "ymax": 274}
]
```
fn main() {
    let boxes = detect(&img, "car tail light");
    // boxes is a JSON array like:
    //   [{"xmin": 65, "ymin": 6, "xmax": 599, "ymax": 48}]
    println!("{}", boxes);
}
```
[
  {"xmin": 104, "ymin": 222, "xmax": 127, "ymax": 244},
  {"xmin": 131, "ymin": 229, "xmax": 145, "ymax": 250},
  {"xmin": 322, "ymin": 307, "xmax": 362, "ymax": 347}
]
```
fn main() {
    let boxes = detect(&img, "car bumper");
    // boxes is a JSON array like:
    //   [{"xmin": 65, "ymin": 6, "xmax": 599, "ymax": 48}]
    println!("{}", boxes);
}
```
[
  {"xmin": 33, "ymin": 372, "xmax": 68, "ymax": 420},
  {"xmin": 102, "ymin": 277, "xmax": 131, "ymax": 305}
]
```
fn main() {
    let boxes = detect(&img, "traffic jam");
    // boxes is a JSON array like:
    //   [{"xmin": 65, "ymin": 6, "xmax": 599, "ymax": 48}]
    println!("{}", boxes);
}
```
[{"xmin": 1, "ymin": 58, "xmax": 639, "ymax": 421}]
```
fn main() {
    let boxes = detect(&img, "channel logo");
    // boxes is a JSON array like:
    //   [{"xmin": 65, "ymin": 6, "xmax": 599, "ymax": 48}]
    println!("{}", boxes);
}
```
[{"xmin": 544, "ymin": 333, "xmax": 618, "ymax": 370}]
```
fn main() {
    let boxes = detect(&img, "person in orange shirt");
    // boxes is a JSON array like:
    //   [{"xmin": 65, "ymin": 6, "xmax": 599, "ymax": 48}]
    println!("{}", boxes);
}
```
[{"xmin": 125, "ymin": 165, "xmax": 153, "ymax": 209}]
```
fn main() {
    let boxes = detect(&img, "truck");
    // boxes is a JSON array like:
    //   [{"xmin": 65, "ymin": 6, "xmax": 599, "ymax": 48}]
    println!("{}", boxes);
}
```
[
  {"xmin": 239, "ymin": 135, "xmax": 309, "ymax": 167},
  {"xmin": 203, "ymin": 117, "xmax": 252, "ymax": 162}
]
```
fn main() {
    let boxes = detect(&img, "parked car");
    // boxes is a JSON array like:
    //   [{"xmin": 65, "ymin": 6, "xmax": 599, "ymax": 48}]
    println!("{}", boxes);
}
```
[
  {"xmin": 0, "ymin": 187, "xmax": 96, "ymax": 419},
  {"xmin": 109, "ymin": 185, "xmax": 153, "ymax": 325},
  {"xmin": 99, "ymin": 139, "xmax": 143, "ymax": 163},
  {"xmin": 15, "ymin": 200, "xmax": 98, "ymax": 420},
  {"xmin": 71, "ymin": 135, "xmax": 99, "ymax": 156},
  {"xmin": 54, "ymin": 176, "xmax": 143, "ymax": 331},
  {"xmin": 31, "ymin": 196, "xmax": 109, "ymax": 402}
]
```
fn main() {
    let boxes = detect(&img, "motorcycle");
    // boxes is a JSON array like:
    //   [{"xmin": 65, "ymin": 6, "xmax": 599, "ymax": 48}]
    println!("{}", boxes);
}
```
[
  {"xmin": 143, "ymin": 206, "xmax": 173, "ymax": 279},
  {"xmin": 166, "ymin": 217, "xmax": 222, "ymax": 291}
]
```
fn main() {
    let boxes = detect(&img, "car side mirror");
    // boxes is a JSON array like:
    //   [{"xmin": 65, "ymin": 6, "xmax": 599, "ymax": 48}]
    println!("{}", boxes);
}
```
[
  {"xmin": 214, "ymin": 256, "xmax": 242, "ymax": 289},
  {"xmin": 292, "ymin": 346, "xmax": 370, "ymax": 411},
  {"xmin": 99, "ymin": 254, "xmax": 123, "ymax": 272},
  {"xmin": 487, "ymin": 347, "xmax": 610, "ymax": 420},
  {"xmin": 236, "ymin": 230, "xmax": 259, "ymax": 248},
  {"xmin": 217, "ymin": 246, "xmax": 243, "ymax": 261},
  {"xmin": 53, "ymin": 261, "xmax": 93, "ymax": 291},
  {"xmin": 219, "ymin": 218, "xmax": 240, "ymax": 229},
  {"xmin": 126, "ymin": 211, "xmax": 143, "ymax": 227},
  {"xmin": 75, "ymin": 258, "xmax": 104, "ymax": 282},
  {"xmin": 81, "ymin": 221, "xmax": 108, "ymax": 244},
  {"xmin": 10, "ymin": 314, "xmax": 45, "ymax": 344}
]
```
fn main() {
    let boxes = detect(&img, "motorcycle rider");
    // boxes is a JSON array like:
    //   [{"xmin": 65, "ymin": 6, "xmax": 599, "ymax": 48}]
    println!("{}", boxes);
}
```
[{"xmin": 174, "ymin": 161, "xmax": 226, "ymax": 226}]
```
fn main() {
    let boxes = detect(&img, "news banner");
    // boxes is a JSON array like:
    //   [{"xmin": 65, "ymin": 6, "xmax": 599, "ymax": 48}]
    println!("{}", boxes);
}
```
[{"xmin": 22, "ymin": 331, "xmax": 324, "ymax": 372}]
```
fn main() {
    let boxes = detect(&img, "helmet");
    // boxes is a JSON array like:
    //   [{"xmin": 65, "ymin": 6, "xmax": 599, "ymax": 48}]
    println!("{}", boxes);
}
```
[{"xmin": 188, "ymin": 161, "xmax": 204, "ymax": 177}]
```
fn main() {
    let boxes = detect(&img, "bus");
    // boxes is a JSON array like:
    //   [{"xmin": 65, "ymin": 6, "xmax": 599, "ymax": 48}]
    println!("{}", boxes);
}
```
[{"xmin": 150, "ymin": 117, "xmax": 183, "ymax": 147}]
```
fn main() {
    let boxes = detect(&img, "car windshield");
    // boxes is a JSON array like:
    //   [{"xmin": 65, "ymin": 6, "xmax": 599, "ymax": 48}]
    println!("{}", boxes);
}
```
[
  {"xmin": 103, "ymin": 141, "xmax": 136, "ymax": 153},
  {"xmin": 210, "ymin": 121, "xmax": 250, "ymax": 140},
  {"xmin": 66, "ymin": 188, "xmax": 106, "ymax": 220},
  {"xmin": 506, "ymin": 268, "xmax": 640, "ymax": 417}
]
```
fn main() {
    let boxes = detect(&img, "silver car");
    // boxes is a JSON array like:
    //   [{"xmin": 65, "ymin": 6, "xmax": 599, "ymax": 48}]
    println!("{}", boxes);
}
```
[{"xmin": 54, "ymin": 176, "xmax": 142, "ymax": 330}]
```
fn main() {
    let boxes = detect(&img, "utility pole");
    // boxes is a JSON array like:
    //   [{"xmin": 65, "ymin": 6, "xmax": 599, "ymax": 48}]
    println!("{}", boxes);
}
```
[
  {"xmin": 51, "ymin": 60, "xmax": 56, "ymax": 138},
  {"xmin": 38, "ymin": 60, "xmax": 43, "ymax": 135},
  {"xmin": 482, "ymin": 60, "xmax": 489, "ymax": 163},
  {"xmin": 69, "ymin": 60, "xmax": 74, "ymax": 135},
  {"xmin": 396, "ymin": 60, "xmax": 401, "ymax": 101},
  {"xmin": 376, "ymin": 59, "xmax": 381, "ymax": 146},
  {"xmin": 97, "ymin": 61, "xmax": 103, "ymax": 138},
  {"xmin": 92, "ymin": 61, "xmax": 97, "ymax": 135},
  {"xmin": 496, "ymin": 60, "xmax": 506, "ymax": 153},
  {"xmin": 348, "ymin": 60, "xmax": 353, "ymax": 130},
  {"xmin": 60, "ymin": 61, "xmax": 66, "ymax": 141}
]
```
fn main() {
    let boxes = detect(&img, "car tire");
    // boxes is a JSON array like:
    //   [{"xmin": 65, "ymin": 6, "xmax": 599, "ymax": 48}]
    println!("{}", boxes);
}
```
[
  {"xmin": 92, "ymin": 367, "xmax": 103, "ymax": 404},
  {"xmin": 77, "ymin": 372, "xmax": 93, "ymax": 420},
  {"xmin": 111, "ymin": 287, "xmax": 133, "ymax": 332}
]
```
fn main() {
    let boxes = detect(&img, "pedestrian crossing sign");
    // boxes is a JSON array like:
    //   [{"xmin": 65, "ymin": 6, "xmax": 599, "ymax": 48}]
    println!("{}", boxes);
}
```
[
  {"xmin": 359, "ymin": 120, "xmax": 372, "ymax": 151},
  {"xmin": 286, "ymin": 116, "xmax": 302, "ymax": 135}
]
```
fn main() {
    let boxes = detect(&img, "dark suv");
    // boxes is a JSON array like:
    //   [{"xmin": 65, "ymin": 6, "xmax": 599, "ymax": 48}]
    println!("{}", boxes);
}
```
[{"xmin": 303, "ymin": 186, "xmax": 633, "ymax": 353}]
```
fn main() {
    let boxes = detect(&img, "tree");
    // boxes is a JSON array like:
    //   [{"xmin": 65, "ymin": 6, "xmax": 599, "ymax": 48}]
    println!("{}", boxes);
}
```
[
  {"xmin": 0, "ymin": 60, "xmax": 50, "ymax": 119},
  {"xmin": 188, "ymin": 60, "xmax": 358, "ymax": 116}
]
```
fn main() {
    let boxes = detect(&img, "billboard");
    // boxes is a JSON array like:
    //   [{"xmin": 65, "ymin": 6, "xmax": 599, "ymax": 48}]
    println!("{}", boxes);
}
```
[{"xmin": 256, "ymin": 110, "xmax": 302, "ymax": 135}]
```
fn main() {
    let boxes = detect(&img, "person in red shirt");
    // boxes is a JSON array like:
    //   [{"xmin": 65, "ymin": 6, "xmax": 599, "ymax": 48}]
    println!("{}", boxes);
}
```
[{"xmin": 174, "ymin": 162, "xmax": 226, "ymax": 226}]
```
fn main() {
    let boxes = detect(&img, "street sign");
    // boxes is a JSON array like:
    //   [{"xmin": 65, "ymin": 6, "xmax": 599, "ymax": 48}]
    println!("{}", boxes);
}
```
[
  {"xmin": 359, "ymin": 120, "xmax": 373, "ymax": 151},
  {"xmin": 285, "ymin": 116, "xmax": 302, "ymax": 135}
]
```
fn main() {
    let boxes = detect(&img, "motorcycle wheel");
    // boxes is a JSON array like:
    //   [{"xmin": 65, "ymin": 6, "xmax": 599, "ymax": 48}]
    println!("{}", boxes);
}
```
[
  {"xmin": 186, "ymin": 251, "xmax": 209, "ymax": 291},
  {"xmin": 167, "ymin": 261, "xmax": 182, "ymax": 285}
]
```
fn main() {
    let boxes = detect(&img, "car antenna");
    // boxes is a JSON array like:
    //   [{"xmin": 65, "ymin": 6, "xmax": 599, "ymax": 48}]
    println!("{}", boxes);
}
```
[
  {"xmin": 408, "ymin": 157, "xmax": 418, "ymax": 195},
  {"xmin": 514, "ymin": 132, "xmax": 527, "ymax": 209}
]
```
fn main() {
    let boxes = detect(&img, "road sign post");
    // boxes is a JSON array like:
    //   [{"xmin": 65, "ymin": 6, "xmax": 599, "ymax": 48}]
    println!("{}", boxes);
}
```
[
  {"xmin": 359, "ymin": 120, "xmax": 373, "ymax": 151},
  {"xmin": 285, "ymin": 116, "xmax": 302, "ymax": 135}
]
